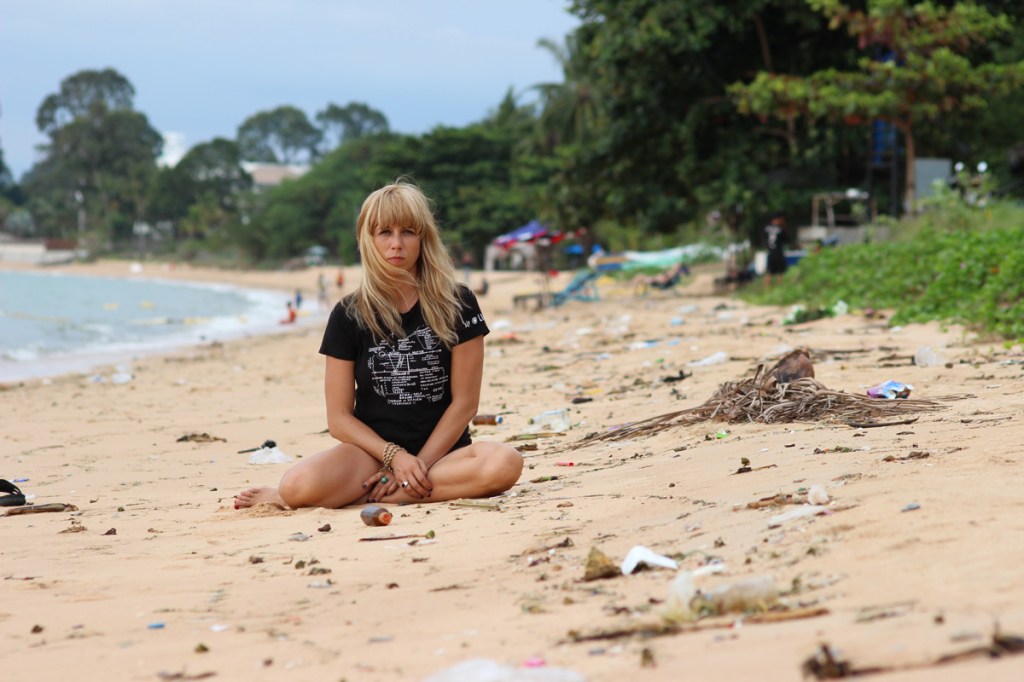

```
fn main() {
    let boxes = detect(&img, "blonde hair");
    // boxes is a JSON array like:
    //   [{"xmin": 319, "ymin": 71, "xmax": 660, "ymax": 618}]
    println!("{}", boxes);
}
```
[{"xmin": 346, "ymin": 180, "xmax": 461, "ymax": 346}]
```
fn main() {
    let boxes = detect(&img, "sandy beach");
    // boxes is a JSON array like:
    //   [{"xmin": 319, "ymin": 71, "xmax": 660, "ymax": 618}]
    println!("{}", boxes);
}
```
[{"xmin": 3, "ymin": 259, "xmax": 1024, "ymax": 681}]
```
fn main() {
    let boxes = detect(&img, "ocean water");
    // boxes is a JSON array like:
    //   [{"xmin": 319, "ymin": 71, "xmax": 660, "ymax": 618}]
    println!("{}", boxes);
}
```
[{"xmin": 0, "ymin": 269, "xmax": 298, "ymax": 382}]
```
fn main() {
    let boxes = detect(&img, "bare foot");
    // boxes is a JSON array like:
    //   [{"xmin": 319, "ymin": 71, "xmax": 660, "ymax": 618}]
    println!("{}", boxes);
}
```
[{"xmin": 234, "ymin": 486, "xmax": 287, "ymax": 509}]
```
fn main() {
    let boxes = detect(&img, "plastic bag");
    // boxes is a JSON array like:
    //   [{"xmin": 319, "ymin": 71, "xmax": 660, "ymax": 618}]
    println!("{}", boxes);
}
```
[{"xmin": 247, "ymin": 446, "xmax": 293, "ymax": 464}]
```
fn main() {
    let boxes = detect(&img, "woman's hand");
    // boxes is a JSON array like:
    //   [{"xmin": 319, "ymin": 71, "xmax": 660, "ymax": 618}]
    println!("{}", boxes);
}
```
[
  {"xmin": 390, "ymin": 450, "xmax": 432, "ymax": 499},
  {"xmin": 364, "ymin": 469, "xmax": 400, "ymax": 502}
]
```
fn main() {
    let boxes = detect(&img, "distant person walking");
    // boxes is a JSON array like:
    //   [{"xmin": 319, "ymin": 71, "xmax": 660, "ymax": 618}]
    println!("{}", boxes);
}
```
[{"xmin": 317, "ymin": 272, "xmax": 330, "ymax": 311}]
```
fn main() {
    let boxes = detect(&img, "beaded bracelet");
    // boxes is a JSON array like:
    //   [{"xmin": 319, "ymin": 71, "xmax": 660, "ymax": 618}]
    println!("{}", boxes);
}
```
[{"xmin": 381, "ymin": 441, "xmax": 402, "ymax": 472}]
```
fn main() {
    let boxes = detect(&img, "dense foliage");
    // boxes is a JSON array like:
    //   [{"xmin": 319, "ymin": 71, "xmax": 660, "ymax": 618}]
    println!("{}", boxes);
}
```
[
  {"xmin": 746, "ymin": 197, "xmax": 1024, "ymax": 339},
  {"xmin": 2, "ymin": 0, "xmax": 1022, "ymax": 277}
]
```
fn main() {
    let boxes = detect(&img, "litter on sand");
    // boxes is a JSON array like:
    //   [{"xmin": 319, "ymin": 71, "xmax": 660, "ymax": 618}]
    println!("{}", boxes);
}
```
[{"xmin": 580, "ymin": 351, "xmax": 964, "ymax": 444}]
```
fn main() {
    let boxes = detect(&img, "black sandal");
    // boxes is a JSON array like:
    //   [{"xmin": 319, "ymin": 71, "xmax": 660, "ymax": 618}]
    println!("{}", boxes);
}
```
[{"xmin": 0, "ymin": 479, "xmax": 26, "ymax": 507}]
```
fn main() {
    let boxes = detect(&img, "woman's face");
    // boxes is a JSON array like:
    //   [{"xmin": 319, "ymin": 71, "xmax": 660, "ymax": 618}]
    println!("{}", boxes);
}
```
[{"xmin": 373, "ymin": 224, "xmax": 421, "ymax": 275}]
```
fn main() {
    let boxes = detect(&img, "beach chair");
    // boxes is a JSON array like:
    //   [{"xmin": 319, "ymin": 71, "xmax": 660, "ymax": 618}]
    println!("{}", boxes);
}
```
[
  {"xmin": 550, "ymin": 269, "xmax": 600, "ymax": 307},
  {"xmin": 634, "ymin": 262, "xmax": 690, "ymax": 295}
]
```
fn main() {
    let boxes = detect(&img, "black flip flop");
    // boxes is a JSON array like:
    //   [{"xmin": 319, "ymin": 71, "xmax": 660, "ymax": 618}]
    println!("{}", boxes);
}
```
[{"xmin": 0, "ymin": 479, "xmax": 26, "ymax": 507}]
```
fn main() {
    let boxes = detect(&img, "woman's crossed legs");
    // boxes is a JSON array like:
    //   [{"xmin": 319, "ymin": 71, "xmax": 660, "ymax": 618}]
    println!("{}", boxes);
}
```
[{"xmin": 235, "ymin": 441, "xmax": 523, "ymax": 510}]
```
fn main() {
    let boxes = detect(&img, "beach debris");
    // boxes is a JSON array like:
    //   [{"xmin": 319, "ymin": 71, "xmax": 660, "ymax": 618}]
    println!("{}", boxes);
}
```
[
  {"xmin": 556, "ymin": 461, "xmax": 575, "ymax": 467},
  {"xmin": 801, "ymin": 644, "xmax": 855, "ymax": 679},
  {"xmin": 661, "ymin": 369, "xmax": 691, "ymax": 383},
  {"xmin": 148, "ymin": 622, "xmax": 166, "ymax": 630},
  {"xmin": 846, "ymin": 416, "xmax": 919, "ymax": 428},
  {"xmin": 103, "ymin": 528, "xmax": 117, "ymax": 536},
  {"xmin": 360, "ymin": 505, "xmax": 392, "ymax": 526},
  {"xmin": 640, "ymin": 647, "xmax": 656, "ymax": 668},
  {"xmin": 60, "ymin": 520, "xmax": 87, "ymax": 533},
  {"xmin": 359, "ymin": 531, "xmax": 435, "ymax": 542},
  {"xmin": 156, "ymin": 671, "xmax": 216, "ymax": 681},
  {"xmin": 317, "ymin": 523, "xmax": 331, "ymax": 532},
  {"xmin": 620, "ymin": 546, "xmax": 678, "ymax": 575},
  {"xmin": 237, "ymin": 439, "xmax": 277, "ymax": 453},
  {"xmin": 691, "ymin": 575, "xmax": 779, "ymax": 616},
  {"xmin": 529, "ymin": 475, "xmax": 558, "ymax": 483},
  {"xmin": 768, "ymin": 505, "xmax": 830, "ymax": 528},
  {"xmin": 914, "ymin": 346, "xmax": 946, "ymax": 367},
  {"xmin": 31, "ymin": 624, "xmax": 43, "ymax": 634},
  {"xmin": 867, "ymin": 381, "xmax": 913, "ymax": 399},
  {"xmin": 472, "ymin": 414, "xmax": 504, "ymax": 425},
  {"xmin": 745, "ymin": 493, "xmax": 801, "ymax": 509},
  {"xmin": 901, "ymin": 502, "xmax": 921, "ymax": 513},
  {"xmin": 449, "ymin": 498, "xmax": 502, "ymax": 511},
  {"xmin": 688, "ymin": 350, "xmax": 729, "ymax": 367},
  {"xmin": 288, "ymin": 532, "xmax": 310, "ymax": 542},
  {"xmin": 422, "ymin": 658, "xmax": 586, "ymax": 682},
  {"xmin": 247, "ymin": 445, "xmax": 292, "ymax": 464},
  {"xmin": 195, "ymin": 643, "xmax": 209, "ymax": 653},
  {"xmin": 529, "ymin": 409, "xmax": 571, "ymax": 432},
  {"xmin": 5, "ymin": 502, "xmax": 78, "ymax": 516},
  {"xmin": 583, "ymin": 546, "xmax": 620, "ymax": 581},
  {"xmin": 578, "ymin": 358, "xmax": 961, "ymax": 444},
  {"xmin": 0, "ymin": 479, "xmax": 26, "ymax": 507},
  {"xmin": 882, "ymin": 451, "xmax": 930, "ymax": 462},
  {"xmin": 177, "ymin": 433, "xmax": 225, "ymax": 443},
  {"xmin": 767, "ymin": 348, "xmax": 815, "ymax": 385},
  {"xmin": 807, "ymin": 485, "xmax": 830, "ymax": 505},
  {"xmin": 802, "ymin": 627, "xmax": 1024, "ymax": 679}
]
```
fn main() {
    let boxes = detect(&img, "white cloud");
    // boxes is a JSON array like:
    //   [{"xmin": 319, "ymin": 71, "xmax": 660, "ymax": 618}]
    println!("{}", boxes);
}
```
[{"xmin": 158, "ymin": 132, "xmax": 187, "ymax": 168}]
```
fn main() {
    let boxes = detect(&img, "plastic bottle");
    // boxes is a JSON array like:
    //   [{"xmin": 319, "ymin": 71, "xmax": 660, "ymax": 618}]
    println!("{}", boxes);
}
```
[
  {"xmin": 691, "ymin": 575, "xmax": 778, "ymax": 615},
  {"xmin": 472, "ymin": 414, "xmax": 504, "ymax": 425},
  {"xmin": 360, "ymin": 505, "xmax": 392, "ymax": 526},
  {"xmin": 529, "ymin": 408, "xmax": 570, "ymax": 431}
]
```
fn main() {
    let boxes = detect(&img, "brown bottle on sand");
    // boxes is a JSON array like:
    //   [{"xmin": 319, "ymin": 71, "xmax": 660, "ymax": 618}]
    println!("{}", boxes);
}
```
[
  {"xmin": 360, "ymin": 505, "xmax": 392, "ymax": 526},
  {"xmin": 472, "ymin": 414, "xmax": 504, "ymax": 425}
]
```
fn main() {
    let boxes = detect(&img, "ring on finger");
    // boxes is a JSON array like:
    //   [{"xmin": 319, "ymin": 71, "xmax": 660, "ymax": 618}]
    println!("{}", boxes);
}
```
[
  {"xmin": 402, "ymin": 481, "xmax": 410, "ymax": 488},
  {"xmin": 380, "ymin": 475, "xmax": 389, "ymax": 484}
]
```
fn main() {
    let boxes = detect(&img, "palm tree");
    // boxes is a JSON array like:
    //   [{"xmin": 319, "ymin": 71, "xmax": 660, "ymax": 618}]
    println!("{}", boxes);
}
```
[{"xmin": 532, "ymin": 33, "xmax": 599, "ymax": 151}]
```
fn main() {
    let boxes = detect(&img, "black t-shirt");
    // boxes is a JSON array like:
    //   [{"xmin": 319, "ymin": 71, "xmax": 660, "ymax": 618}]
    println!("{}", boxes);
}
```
[{"xmin": 318, "ymin": 285, "xmax": 489, "ymax": 455}]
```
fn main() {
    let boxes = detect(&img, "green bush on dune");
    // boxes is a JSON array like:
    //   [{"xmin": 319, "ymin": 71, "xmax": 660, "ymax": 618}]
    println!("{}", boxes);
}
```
[{"xmin": 746, "ymin": 223, "xmax": 1024, "ymax": 340}]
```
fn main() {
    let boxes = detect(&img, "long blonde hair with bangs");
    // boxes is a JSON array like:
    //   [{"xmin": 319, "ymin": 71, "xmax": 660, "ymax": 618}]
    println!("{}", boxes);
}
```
[{"xmin": 346, "ymin": 181, "xmax": 461, "ymax": 347}]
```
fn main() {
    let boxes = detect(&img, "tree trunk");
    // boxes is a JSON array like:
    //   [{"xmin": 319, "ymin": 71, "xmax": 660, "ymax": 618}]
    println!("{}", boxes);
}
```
[{"xmin": 903, "ymin": 126, "xmax": 916, "ymax": 214}]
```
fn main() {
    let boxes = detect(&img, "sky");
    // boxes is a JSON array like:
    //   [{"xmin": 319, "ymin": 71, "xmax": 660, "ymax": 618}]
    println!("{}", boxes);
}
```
[{"xmin": 1, "ymin": 0, "xmax": 580, "ymax": 181}]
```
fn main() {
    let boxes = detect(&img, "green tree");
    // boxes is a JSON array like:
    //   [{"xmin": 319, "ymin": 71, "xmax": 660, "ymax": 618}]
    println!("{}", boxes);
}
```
[
  {"xmin": 148, "ymin": 138, "xmax": 252, "ymax": 240},
  {"xmin": 533, "ymin": 33, "xmax": 599, "ymax": 150},
  {"xmin": 316, "ymin": 101, "xmax": 390, "ymax": 153},
  {"xmin": 35, "ymin": 68, "xmax": 135, "ymax": 135},
  {"xmin": 236, "ymin": 106, "xmax": 322, "ymax": 164},
  {"xmin": 564, "ymin": 0, "xmax": 859, "ymax": 239},
  {"xmin": 25, "ymin": 70, "xmax": 162, "ymax": 248},
  {"xmin": 731, "ymin": 0, "xmax": 1024, "ymax": 211}
]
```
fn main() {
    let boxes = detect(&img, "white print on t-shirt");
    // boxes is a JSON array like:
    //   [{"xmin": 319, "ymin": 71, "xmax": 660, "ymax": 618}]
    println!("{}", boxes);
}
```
[{"xmin": 368, "ymin": 325, "xmax": 447, "ymax": 405}]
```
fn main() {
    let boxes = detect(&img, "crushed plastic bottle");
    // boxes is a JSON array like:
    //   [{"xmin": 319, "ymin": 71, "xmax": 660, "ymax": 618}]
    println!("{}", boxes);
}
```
[
  {"xmin": 472, "ymin": 414, "xmax": 504, "ymax": 425},
  {"xmin": 529, "ymin": 409, "xmax": 570, "ymax": 432},
  {"xmin": 688, "ymin": 350, "xmax": 729, "ymax": 367},
  {"xmin": 690, "ymin": 575, "xmax": 779, "ymax": 616},
  {"xmin": 913, "ymin": 347, "xmax": 945, "ymax": 367}
]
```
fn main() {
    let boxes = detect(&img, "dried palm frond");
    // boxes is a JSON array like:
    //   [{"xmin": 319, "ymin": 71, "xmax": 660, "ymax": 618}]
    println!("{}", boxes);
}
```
[{"xmin": 581, "ymin": 363, "xmax": 967, "ymax": 444}]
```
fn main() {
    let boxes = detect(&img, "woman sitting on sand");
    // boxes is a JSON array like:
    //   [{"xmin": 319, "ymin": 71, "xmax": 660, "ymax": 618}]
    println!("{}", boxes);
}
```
[{"xmin": 236, "ymin": 181, "xmax": 523, "ymax": 510}]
